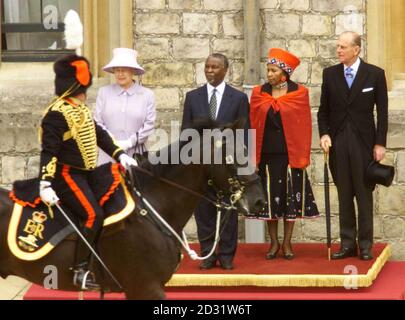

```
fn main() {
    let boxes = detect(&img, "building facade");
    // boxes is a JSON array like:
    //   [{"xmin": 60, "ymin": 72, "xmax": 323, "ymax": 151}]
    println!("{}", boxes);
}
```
[{"xmin": 1, "ymin": 0, "xmax": 405, "ymax": 259}]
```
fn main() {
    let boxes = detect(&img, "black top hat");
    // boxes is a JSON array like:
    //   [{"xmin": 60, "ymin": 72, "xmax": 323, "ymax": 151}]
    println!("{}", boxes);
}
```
[{"xmin": 365, "ymin": 161, "xmax": 395, "ymax": 187}]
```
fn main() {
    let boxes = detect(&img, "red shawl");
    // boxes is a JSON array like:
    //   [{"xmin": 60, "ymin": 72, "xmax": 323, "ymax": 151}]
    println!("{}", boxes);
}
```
[{"xmin": 250, "ymin": 84, "xmax": 312, "ymax": 168}]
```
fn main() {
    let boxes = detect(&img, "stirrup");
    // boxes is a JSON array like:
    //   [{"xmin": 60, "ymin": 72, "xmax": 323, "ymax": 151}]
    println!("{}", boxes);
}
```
[{"xmin": 73, "ymin": 268, "xmax": 100, "ymax": 291}]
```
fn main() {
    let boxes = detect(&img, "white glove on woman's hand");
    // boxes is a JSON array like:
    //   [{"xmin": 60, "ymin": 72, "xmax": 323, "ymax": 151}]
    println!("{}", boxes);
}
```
[
  {"xmin": 119, "ymin": 153, "xmax": 138, "ymax": 169},
  {"xmin": 117, "ymin": 139, "xmax": 133, "ymax": 151},
  {"xmin": 39, "ymin": 181, "xmax": 59, "ymax": 206}
]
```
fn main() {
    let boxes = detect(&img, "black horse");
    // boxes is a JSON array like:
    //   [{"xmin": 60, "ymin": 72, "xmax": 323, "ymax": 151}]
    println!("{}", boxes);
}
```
[{"xmin": 0, "ymin": 121, "xmax": 265, "ymax": 299}]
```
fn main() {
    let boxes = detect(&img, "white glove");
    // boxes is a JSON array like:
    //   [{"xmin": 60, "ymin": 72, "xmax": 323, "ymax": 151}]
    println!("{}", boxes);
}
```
[
  {"xmin": 119, "ymin": 153, "xmax": 138, "ymax": 169},
  {"xmin": 117, "ymin": 139, "xmax": 133, "ymax": 151},
  {"xmin": 39, "ymin": 181, "xmax": 59, "ymax": 206}
]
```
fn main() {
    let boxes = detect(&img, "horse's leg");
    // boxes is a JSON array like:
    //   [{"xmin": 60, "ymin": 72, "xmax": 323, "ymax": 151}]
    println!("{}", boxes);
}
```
[{"xmin": 124, "ymin": 284, "xmax": 166, "ymax": 300}]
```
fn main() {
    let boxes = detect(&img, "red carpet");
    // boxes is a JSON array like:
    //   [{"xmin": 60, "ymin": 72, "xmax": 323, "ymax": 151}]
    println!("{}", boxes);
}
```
[
  {"xmin": 175, "ymin": 243, "xmax": 386, "ymax": 275},
  {"xmin": 23, "ymin": 243, "xmax": 399, "ymax": 300},
  {"xmin": 165, "ymin": 262, "xmax": 405, "ymax": 300},
  {"xmin": 165, "ymin": 243, "xmax": 391, "ymax": 288}
]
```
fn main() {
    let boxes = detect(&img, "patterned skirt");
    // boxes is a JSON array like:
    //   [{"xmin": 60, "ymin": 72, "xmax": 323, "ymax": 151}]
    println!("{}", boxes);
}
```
[{"xmin": 248, "ymin": 153, "xmax": 319, "ymax": 221}]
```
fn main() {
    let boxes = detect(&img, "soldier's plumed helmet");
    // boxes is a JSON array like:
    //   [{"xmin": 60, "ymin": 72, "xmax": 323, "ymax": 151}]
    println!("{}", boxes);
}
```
[{"xmin": 54, "ymin": 54, "xmax": 93, "ymax": 98}]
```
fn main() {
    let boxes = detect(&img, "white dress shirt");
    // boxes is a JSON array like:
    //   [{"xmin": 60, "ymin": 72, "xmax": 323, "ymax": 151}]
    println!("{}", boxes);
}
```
[
  {"xmin": 207, "ymin": 81, "xmax": 226, "ymax": 119},
  {"xmin": 344, "ymin": 57, "xmax": 361, "ymax": 79}
]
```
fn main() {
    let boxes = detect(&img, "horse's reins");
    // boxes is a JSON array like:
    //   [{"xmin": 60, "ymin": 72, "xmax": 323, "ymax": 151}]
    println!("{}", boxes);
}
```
[
  {"xmin": 126, "ymin": 164, "xmax": 249, "ymax": 260},
  {"xmin": 130, "ymin": 165, "xmax": 238, "ymax": 210}
]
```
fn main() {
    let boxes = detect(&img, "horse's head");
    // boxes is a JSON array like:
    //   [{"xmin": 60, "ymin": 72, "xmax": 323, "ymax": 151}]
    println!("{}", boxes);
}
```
[{"xmin": 197, "ymin": 119, "xmax": 266, "ymax": 216}]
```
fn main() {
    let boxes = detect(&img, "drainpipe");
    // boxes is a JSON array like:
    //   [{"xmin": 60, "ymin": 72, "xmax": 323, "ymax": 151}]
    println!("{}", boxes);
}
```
[
  {"xmin": 243, "ymin": 0, "xmax": 265, "ymax": 243},
  {"xmin": 243, "ymin": 0, "xmax": 261, "ymax": 97}
]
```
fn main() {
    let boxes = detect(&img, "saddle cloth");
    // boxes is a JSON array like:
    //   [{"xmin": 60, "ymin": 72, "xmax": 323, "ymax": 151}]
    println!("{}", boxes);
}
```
[{"xmin": 8, "ymin": 163, "xmax": 135, "ymax": 261}]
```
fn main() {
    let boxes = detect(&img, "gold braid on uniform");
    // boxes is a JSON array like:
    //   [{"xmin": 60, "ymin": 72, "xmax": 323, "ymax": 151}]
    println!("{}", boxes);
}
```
[
  {"xmin": 51, "ymin": 101, "xmax": 98, "ymax": 170},
  {"xmin": 38, "ymin": 82, "xmax": 80, "ymax": 145},
  {"xmin": 41, "ymin": 157, "xmax": 58, "ymax": 180}
]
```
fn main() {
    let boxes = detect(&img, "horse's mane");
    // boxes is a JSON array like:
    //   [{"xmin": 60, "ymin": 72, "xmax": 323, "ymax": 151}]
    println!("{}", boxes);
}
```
[{"xmin": 133, "ymin": 119, "xmax": 239, "ymax": 187}]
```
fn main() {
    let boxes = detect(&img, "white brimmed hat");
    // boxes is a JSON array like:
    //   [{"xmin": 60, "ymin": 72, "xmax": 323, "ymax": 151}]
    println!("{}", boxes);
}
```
[{"xmin": 103, "ymin": 48, "xmax": 145, "ymax": 75}]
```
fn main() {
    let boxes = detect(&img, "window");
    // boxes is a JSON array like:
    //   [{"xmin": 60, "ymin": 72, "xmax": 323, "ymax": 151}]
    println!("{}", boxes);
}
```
[
  {"xmin": 1, "ymin": 0, "xmax": 80, "ymax": 62},
  {"xmin": 0, "ymin": 0, "xmax": 134, "ymax": 77}
]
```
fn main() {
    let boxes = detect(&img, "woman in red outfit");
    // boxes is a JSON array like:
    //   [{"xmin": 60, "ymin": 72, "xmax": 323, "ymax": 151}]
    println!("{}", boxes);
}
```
[{"xmin": 249, "ymin": 48, "xmax": 319, "ymax": 260}]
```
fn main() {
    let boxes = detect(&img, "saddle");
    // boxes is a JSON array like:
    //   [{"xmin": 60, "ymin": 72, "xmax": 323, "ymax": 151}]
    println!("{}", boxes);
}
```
[{"xmin": 8, "ymin": 163, "xmax": 135, "ymax": 261}]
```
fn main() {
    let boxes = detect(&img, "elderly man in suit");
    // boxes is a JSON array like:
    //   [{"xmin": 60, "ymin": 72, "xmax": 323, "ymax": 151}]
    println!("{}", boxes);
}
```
[
  {"xmin": 317, "ymin": 31, "xmax": 388, "ymax": 260},
  {"xmin": 181, "ymin": 53, "xmax": 250, "ymax": 270}
]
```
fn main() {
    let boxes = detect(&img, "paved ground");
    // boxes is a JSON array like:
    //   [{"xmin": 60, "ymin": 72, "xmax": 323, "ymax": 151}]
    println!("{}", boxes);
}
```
[{"xmin": 0, "ymin": 277, "xmax": 31, "ymax": 300}]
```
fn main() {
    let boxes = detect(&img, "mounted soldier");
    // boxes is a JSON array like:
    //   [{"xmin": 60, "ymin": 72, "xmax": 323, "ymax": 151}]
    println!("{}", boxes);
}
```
[{"xmin": 38, "ymin": 53, "xmax": 137, "ymax": 290}]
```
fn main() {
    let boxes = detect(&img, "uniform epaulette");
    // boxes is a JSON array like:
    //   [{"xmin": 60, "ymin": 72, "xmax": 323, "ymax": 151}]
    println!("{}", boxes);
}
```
[
  {"xmin": 49, "ymin": 99, "xmax": 71, "ymax": 113},
  {"xmin": 42, "ymin": 98, "xmax": 68, "ymax": 116}
]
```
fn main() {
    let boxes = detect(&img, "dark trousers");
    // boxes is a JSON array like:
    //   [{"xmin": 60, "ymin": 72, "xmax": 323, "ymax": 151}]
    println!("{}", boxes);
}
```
[
  {"xmin": 194, "ymin": 188, "xmax": 238, "ymax": 263},
  {"xmin": 332, "ymin": 122, "xmax": 374, "ymax": 251},
  {"xmin": 53, "ymin": 165, "xmax": 104, "ymax": 233}
]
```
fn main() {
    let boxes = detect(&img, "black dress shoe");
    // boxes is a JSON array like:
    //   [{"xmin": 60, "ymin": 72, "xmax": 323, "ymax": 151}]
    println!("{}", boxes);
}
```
[
  {"xmin": 199, "ymin": 258, "xmax": 216, "ymax": 270},
  {"xmin": 359, "ymin": 250, "xmax": 373, "ymax": 261},
  {"xmin": 219, "ymin": 260, "xmax": 234, "ymax": 270},
  {"xmin": 331, "ymin": 247, "xmax": 357, "ymax": 260}
]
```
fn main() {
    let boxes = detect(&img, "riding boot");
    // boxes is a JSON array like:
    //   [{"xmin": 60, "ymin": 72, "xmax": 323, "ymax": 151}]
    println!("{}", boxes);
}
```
[
  {"xmin": 282, "ymin": 220, "xmax": 295, "ymax": 260},
  {"xmin": 72, "ymin": 227, "xmax": 101, "ymax": 291},
  {"xmin": 266, "ymin": 220, "xmax": 280, "ymax": 259}
]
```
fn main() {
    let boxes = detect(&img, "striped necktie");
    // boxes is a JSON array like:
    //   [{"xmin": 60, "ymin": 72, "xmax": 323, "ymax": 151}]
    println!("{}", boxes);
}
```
[{"xmin": 209, "ymin": 89, "xmax": 217, "ymax": 120}]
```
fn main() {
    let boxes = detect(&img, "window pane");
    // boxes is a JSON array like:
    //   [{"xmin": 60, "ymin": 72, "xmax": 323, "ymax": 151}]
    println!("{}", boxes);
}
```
[
  {"xmin": 4, "ymin": 0, "xmax": 42, "ymax": 23},
  {"xmin": 6, "ymin": 32, "xmax": 64, "ymax": 50},
  {"xmin": 2, "ymin": 0, "xmax": 80, "ymax": 51},
  {"xmin": 42, "ymin": 0, "xmax": 80, "ymax": 21}
]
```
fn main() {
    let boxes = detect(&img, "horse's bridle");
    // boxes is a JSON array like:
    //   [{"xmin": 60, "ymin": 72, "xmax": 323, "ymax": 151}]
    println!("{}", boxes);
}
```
[
  {"xmin": 129, "ymin": 163, "xmax": 253, "ymax": 211},
  {"xmin": 124, "ymin": 157, "xmax": 260, "ymax": 261},
  {"xmin": 207, "ymin": 165, "xmax": 261, "ymax": 208}
]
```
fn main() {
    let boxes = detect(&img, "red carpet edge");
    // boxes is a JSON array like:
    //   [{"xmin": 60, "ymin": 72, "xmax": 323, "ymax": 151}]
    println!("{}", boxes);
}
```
[{"xmin": 166, "ymin": 244, "xmax": 391, "ymax": 288}]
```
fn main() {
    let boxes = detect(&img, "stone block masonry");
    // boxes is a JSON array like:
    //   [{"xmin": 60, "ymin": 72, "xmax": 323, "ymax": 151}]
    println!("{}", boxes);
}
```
[{"xmin": 1, "ymin": 0, "xmax": 405, "ymax": 259}]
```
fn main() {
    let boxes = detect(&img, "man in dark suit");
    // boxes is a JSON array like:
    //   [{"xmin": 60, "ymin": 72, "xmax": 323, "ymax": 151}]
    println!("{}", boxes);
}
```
[
  {"xmin": 181, "ymin": 53, "xmax": 250, "ymax": 270},
  {"xmin": 317, "ymin": 31, "xmax": 388, "ymax": 260}
]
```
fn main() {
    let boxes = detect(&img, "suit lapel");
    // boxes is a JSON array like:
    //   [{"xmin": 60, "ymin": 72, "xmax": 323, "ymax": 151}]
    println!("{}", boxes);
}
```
[
  {"xmin": 197, "ymin": 84, "xmax": 209, "ymax": 117},
  {"xmin": 334, "ymin": 64, "xmax": 350, "ymax": 104},
  {"xmin": 216, "ymin": 84, "xmax": 232, "ymax": 121},
  {"xmin": 348, "ymin": 60, "xmax": 368, "ymax": 105}
]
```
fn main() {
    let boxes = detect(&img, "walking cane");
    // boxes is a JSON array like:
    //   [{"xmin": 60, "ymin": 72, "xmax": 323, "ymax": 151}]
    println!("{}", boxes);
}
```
[
  {"xmin": 324, "ymin": 152, "xmax": 332, "ymax": 261},
  {"xmin": 55, "ymin": 203, "xmax": 123, "ymax": 290}
]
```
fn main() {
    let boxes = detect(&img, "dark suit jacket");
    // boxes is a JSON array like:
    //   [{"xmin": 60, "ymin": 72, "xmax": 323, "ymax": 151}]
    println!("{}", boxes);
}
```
[
  {"xmin": 317, "ymin": 59, "xmax": 388, "ymax": 153},
  {"xmin": 181, "ymin": 83, "xmax": 250, "ymax": 258},
  {"xmin": 181, "ymin": 84, "xmax": 250, "ymax": 142}
]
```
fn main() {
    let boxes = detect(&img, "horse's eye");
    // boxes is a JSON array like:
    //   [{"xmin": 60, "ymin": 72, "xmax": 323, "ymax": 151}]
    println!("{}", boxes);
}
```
[{"xmin": 225, "ymin": 155, "xmax": 234, "ymax": 164}]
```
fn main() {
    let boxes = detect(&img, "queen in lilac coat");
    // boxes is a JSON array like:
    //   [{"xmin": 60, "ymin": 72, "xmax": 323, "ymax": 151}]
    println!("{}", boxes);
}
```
[{"xmin": 95, "ymin": 48, "xmax": 156, "ymax": 165}]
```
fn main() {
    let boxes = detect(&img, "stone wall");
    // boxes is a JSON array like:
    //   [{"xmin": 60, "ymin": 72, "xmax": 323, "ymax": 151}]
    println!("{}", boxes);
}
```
[
  {"xmin": 1, "ymin": 0, "xmax": 404, "ymax": 259},
  {"xmin": 0, "ymin": 74, "xmax": 107, "ymax": 189},
  {"xmin": 133, "ymin": 0, "xmax": 405, "ymax": 260}
]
